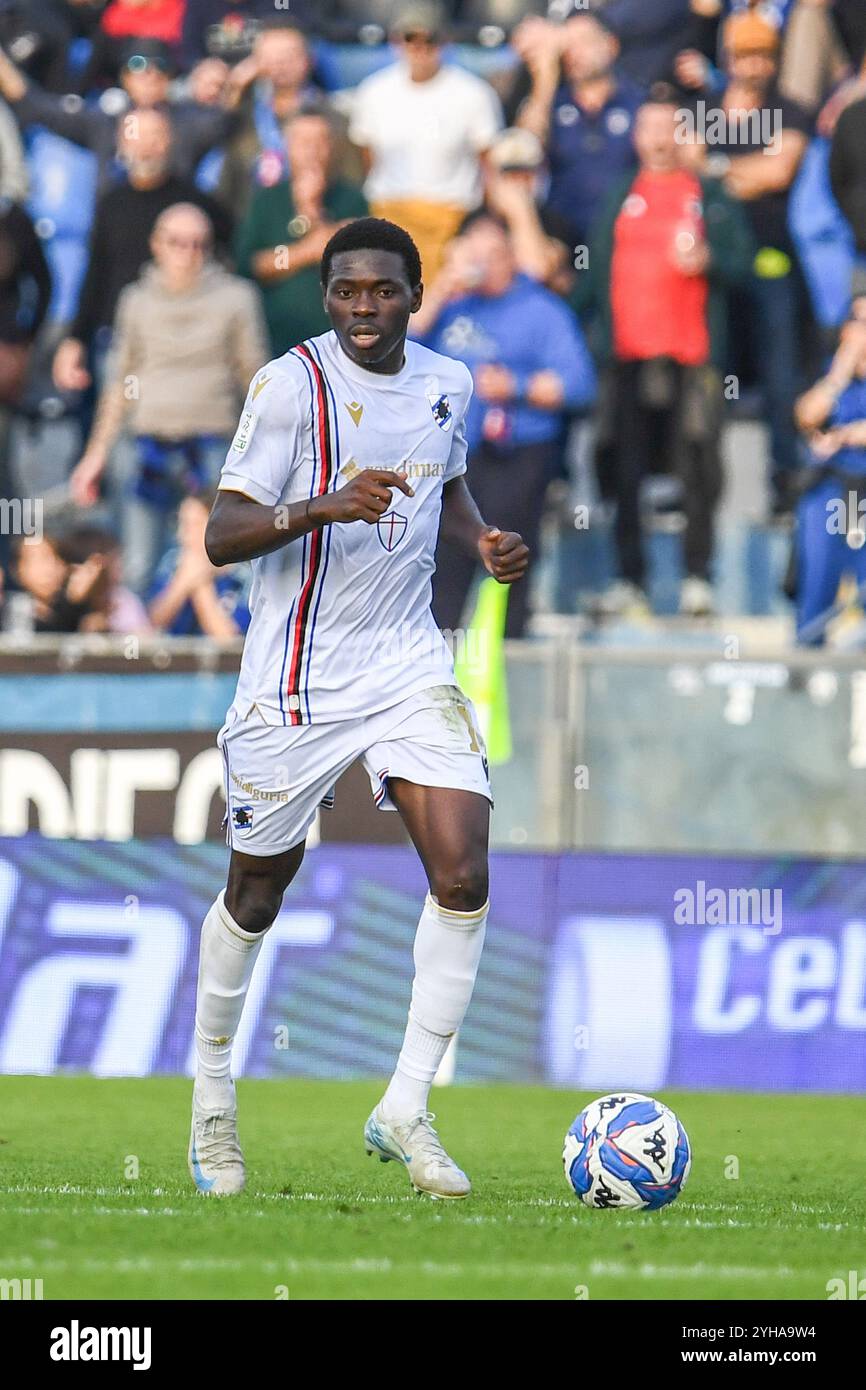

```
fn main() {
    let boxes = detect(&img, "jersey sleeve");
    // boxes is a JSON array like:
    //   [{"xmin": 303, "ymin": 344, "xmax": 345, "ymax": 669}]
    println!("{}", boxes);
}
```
[
  {"xmin": 444, "ymin": 364, "xmax": 474, "ymax": 481},
  {"xmin": 219, "ymin": 361, "xmax": 306, "ymax": 506}
]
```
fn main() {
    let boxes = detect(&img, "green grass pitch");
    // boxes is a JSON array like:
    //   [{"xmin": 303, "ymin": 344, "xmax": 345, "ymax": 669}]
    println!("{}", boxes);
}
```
[{"xmin": 1, "ymin": 1076, "xmax": 864, "ymax": 1301}]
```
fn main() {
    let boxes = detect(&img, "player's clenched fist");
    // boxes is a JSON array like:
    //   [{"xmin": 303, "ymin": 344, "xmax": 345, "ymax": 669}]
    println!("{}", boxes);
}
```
[
  {"xmin": 309, "ymin": 469, "xmax": 415, "ymax": 525},
  {"xmin": 478, "ymin": 526, "xmax": 530, "ymax": 585}
]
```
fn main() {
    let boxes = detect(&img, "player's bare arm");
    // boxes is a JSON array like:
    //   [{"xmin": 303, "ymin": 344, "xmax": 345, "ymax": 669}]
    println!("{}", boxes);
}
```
[
  {"xmin": 205, "ymin": 470, "xmax": 416, "ymax": 566},
  {"xmin": 440, "ymin": 474, "xmax": 530, "ymax": 585}
]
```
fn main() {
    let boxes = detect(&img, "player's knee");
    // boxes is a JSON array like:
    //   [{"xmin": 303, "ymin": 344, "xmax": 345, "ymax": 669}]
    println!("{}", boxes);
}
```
[
  {"xmin": 431, "ymin": 861, "xmax": 488, "ymax": 914},
  {"xmin": 226, "ymin": 880, "xmax": 285, "ymax": 934}
]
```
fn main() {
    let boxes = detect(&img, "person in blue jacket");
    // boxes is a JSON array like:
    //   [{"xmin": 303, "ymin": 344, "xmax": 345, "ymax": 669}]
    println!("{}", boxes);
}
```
[
  {"xmin": 148, "ymin": 491, "xmax": 250, "ymax": 638},
  {"xmin": 423, "ymin": 209, "xmax": 596, "ymax": 637},
  {"xmin": 793, "ymin": 308, "xmax": 866, "ymax": 644}
]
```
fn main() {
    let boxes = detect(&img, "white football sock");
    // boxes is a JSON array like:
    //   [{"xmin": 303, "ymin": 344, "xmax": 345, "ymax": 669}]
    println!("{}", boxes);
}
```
[
  {"xmin": 382, "ymin": 893, "xmax": 489, "ymax": 1120},
  {"xmin": 194, "ymin": 891, "xmax": 267, "ymax": 1106}
]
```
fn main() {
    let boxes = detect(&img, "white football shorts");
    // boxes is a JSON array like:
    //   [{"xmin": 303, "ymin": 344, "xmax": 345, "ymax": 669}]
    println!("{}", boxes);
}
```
[{"xmin": 218, "ymin": 683, "xmax": 492, "ymax": 856}]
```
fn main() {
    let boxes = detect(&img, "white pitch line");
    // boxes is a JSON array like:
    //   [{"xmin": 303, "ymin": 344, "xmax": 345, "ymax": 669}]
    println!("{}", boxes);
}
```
[
  {"xmin": 4, "ymin": 1208, "xmax": 859, "ymax": 1235},
  {"xmin": 0, "ymin": 1255, "xmax": 585, "ymax": 1278},
  {"xmin": 1, "ymin": 1255, "xmax": 827, "ymax": 1283},
  {"xmin": 589, "ymin": 1260, "xmax": 802, "ymax": 1280}
]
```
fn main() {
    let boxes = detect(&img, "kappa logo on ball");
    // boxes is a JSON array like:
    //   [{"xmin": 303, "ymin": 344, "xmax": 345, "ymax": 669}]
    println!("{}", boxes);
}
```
[
  {"xmin": 377, "ymin": 511, "xmax": 408, "ymax": 552},
  {"xmin": 231, "ymin": 803, "xmax": 255, "ymax": 837}
]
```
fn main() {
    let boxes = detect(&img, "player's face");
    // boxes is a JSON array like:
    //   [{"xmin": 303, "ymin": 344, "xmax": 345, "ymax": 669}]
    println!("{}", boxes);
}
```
[{"xmin": 325, "ymin": 250, "xmax": 422, "ymax": 374}]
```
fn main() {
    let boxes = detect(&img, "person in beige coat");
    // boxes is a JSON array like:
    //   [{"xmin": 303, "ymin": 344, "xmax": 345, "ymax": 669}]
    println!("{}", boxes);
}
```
[{"xmin": 70, "ymin": 201, "xmax": 268, "ymax": 592}]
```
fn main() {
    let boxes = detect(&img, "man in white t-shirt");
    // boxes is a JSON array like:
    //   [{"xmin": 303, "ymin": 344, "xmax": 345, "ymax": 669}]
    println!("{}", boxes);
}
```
[
  {"xmin": 349, "ymin": 1, "xmax": 503, "ymax": 277},
  {"xmin": 188, "ymin": 216, "xmax": 528, "ymax": 1202}
]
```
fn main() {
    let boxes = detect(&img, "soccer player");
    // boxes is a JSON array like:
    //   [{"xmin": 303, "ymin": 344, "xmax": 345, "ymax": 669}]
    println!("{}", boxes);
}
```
[{"xmin": 189, "ymin": 217, "xmax": 529, "ymax": 1199}]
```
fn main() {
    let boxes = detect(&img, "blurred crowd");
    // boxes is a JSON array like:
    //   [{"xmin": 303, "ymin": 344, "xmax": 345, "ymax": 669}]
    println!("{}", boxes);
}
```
[{"xmin": 1, "ymin": 0, "xmax": 866, "ymax": 642}]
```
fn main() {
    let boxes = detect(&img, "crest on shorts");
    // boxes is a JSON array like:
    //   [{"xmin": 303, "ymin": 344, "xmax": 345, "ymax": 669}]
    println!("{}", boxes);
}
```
[
  {"xmin": 377, "ymin": 511, "xmax": 408, "ymax": 552},
  {"xmin": 231, "ymin": 803, "xmax": 254, "ymax": 837}
]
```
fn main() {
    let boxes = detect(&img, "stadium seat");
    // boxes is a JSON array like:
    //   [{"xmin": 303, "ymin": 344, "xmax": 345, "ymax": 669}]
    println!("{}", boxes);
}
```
[
  {"xmin": 40, "ymin": 235, "xmax": 91, "ymax": 327},
  {"xmin": 316, "ymin": 38, "xmax": 518, "ymax": 90},
  {"xmin": 24, "ymin": 129, "xmax": 97, "ymax": 325},
  {"xmin": 25, "ymin": 129, "xmax": 97, "ymax": 240},
  {"xmin": 314, "ymin": 40, "xmax": 394, "ymax": 91}
]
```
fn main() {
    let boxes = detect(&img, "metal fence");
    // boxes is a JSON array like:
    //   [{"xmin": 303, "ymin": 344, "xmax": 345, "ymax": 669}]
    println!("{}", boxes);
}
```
[{"xmin": 2, "ymin": 635, "xmax": 865, "ymax": 857}]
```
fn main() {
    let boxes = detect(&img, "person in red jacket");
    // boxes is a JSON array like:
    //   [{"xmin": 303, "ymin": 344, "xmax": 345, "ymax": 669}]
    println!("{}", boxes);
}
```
[{"xmin": 85, "ymin": 0, "xmax": 186, "ymax": 86}]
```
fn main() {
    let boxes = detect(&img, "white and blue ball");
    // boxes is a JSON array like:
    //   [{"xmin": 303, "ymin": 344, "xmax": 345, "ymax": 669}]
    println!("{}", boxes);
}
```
[{"xmin": 563, "ymin": 1092, "xmax": 691, "ymax": 1210}]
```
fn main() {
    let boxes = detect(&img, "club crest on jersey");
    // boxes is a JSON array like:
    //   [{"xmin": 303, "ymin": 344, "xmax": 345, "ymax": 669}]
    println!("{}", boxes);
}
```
[
  {"xmin": 377, "ymin": 510, "xmax": 408, "ymax": 552},
  {"xmin": 428, "ymin": 392, "xmax": 453, "ymax": 432},
  {"xmin": 231, "ymin": 803, "xmax": 255, "ymax": 837}
]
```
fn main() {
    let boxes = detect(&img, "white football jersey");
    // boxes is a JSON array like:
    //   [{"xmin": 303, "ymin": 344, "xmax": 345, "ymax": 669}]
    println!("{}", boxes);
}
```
[{"xmin": 219, "ymin": 330, "xmax": 474, "ymax": 725}]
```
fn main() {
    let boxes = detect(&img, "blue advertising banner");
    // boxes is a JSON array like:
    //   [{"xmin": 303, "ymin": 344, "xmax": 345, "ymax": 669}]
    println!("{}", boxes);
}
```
[{"xmin": 0, "ymin": 838, "xmax": 864, "ymax": 1092}]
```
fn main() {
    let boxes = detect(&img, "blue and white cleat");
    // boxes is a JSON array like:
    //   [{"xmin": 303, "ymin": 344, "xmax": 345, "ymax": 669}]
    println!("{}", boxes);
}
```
[
  {"xmin": 188, "ymin": 1084, "xmax": 246, "ymax": 1196},
  {"xmin": 364, "ymin": 1104, "xmax": 471, "ymax": 1200}
]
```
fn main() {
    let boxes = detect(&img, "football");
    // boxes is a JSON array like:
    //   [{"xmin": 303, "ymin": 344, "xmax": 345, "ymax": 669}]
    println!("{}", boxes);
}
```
[{"xmin": 563, "ymin": 1093, "xmax": 691, "ymax": 1210}]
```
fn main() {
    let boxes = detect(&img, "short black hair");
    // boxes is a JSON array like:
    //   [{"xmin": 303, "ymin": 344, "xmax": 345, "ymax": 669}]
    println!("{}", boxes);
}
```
[{"xmin": 321, "ymin": 218, "xmax": 422, "ymax": 289}]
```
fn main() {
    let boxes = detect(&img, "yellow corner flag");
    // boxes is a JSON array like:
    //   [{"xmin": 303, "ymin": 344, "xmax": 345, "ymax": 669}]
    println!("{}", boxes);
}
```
[{"xmin": 453, "ymin": 577, "xmax": 512, "ymax": 765}]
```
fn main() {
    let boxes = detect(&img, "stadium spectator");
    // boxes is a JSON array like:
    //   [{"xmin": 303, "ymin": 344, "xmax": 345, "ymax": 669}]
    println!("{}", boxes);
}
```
[
  {"xmin": 484, "ymin": 126, "xmax": 575, "ymax": 291},
  {"xmin": 186, "ymin": 55, "xmax": 231, "ymax": 106},
  {"xmin": 778, "ymin": 0, "xmax": 851, "ymax": 111},
  {"xmin": 339, "ymin": 0, "xmax": 535, "ymax": 42},
  {"xmin": 792, "ymin": 309, "xmax": 866, "ymax": 643},
  {"xmin": 425, "ymin": 211, "xmax": 596, "ymax": 637},
  {"xmin": 10, "ymin": 529, "xmax": 110, "ymax": 634},
  {"xmin": 180, "ymin": 0, "xmax": 363, "ymax": 66},
  {"xmin": 0, "ymin": 197, "xmax": 52, "ymax": 575},
  {"xmin": 689, "ymin": 5, "xmax": 812, "ymax": 506},
  {"xmin": 830, "ymin": 0, "xmax": 866, "ymax": 69},
  {"xmin": 0, "ymin": 99, "xmax": 29, "ymax": 206},
  {"xmin": 182, "ymin": 1, "xmax": 279, "ymax": 68},
  {"xmin": 0, "ymin": 0, "xmax": 102, "ymax": 95},
  {"xmin": 411, "ymin": 128, "xmax": 576, "ymax": 335},
  {"xmin": 55, "ymin": 524, "xmax": 152, "ymax": 634},
  {"xmin": 594, "ymin": 0, "xmax": 694, "ymax": 92},
  {"xmin": 215, "ymin": 20, "xmax": 326, "ymax": 216},
  {"xmin": 790, "ymin": 71, "xmax": 863, "ymax": 338},
  {"xmin": 236, "ymin": 107, "xmax": 367, "ymax": 356},
  {"xmin": 830, "ymin": 74, "xmax": 866, "ymax": 268},
  {"xmin": 148, "ymin": 491, "xmax": 250, "ymax": 638},
  {"xmin": 52, "ymin": 110, "xmax": 232, "ymax": 401},
  {"xmin": 81, "ymin": 0, "xmax": 187, "ymax": 91},
  {"xmin": 349, "ymin": 1, "xmax": 503, "ymax": 278},
  {"xmin": 576, "ymin": 99, "xmax": 754, "ymax": 617},
  {"xmin": 516, "ymin": 12, "xmax": 643, "ymax": 250},
  {"xmin": 69, "ymin": 202, "xmax": 266, "ymax": 593},
  {"xmin": 0, "ymin": 38, "xmax": 233, "ymax": 192}
]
